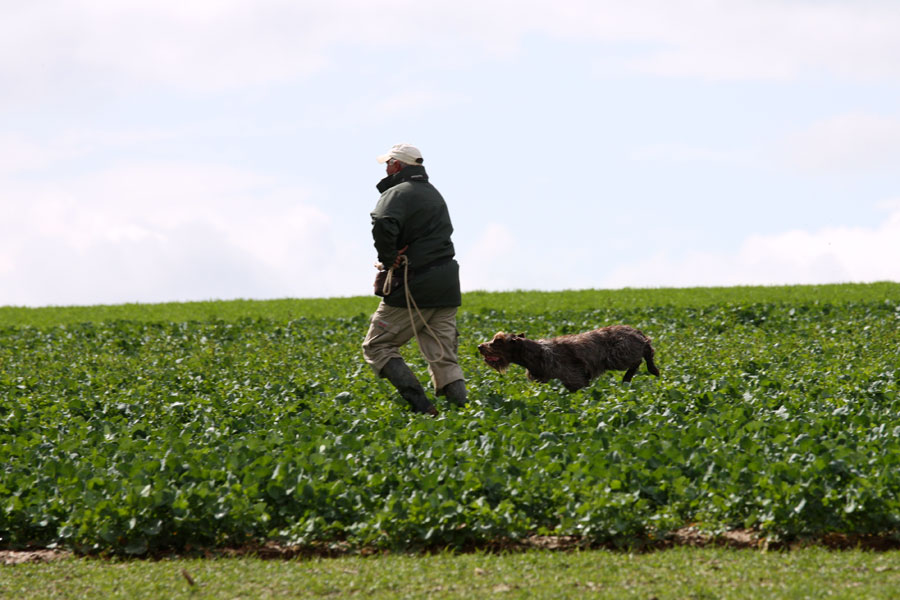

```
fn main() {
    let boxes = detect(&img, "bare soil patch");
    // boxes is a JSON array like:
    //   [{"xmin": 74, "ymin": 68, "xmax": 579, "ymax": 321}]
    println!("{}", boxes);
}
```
[
  {"xmin": 1, "ymin": 550, "xmax": 73, "ymax": 565},
  {"xmin": 3, "ymin": 529, "xmax": 897, "ymax": 563}
]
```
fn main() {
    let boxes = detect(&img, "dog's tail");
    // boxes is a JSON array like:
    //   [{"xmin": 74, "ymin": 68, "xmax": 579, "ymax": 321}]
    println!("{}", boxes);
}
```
[{"xmin": 644, "ymin": 340, "xmax": 661, "ymax": 377}]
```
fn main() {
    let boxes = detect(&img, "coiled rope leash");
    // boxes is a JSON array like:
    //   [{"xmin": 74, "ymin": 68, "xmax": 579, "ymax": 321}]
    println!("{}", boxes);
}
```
[{"xmin": 382, "ymin": 255, "xmax": 447, "ymax": 363}]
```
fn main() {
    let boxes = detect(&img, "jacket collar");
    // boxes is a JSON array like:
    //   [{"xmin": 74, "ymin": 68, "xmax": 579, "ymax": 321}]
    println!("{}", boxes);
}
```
[{"xmin": 376, "ymin": 165, "xmax": 429, "ymax": 194}]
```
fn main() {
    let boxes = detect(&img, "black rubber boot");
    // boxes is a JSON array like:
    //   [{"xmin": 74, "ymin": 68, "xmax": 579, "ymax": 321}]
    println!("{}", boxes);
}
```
[
  {"xmin": 380, "ymin": 358, "xmax": 438, "ymax": 416},
  {"xmin": 440, "ymin": 379, "xmax": 468, "ymax": 407}
]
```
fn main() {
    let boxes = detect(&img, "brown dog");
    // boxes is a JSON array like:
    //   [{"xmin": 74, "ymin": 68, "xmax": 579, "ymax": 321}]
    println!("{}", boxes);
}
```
[{"xmin": 478, "ymin": 325, "xmax": 660, "ymax": 391}]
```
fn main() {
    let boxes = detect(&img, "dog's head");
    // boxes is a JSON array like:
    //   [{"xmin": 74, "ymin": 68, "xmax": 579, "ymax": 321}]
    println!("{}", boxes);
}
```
[{"xmin": 477, "ymin": 331, "xmax": 525, "ymax": 374}]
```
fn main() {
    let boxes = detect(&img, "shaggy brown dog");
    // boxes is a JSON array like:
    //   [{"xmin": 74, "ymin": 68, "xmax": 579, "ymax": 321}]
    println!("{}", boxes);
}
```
[{"xmin": 478, "ymin": 325, "xmax": 660, "ymax": 391}]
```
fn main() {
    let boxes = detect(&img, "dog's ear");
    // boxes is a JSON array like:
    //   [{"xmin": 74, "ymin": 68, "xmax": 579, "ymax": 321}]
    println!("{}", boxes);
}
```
[{"xmin": 516, "ymin": 333, "xmax": 525, "ymax": 338}]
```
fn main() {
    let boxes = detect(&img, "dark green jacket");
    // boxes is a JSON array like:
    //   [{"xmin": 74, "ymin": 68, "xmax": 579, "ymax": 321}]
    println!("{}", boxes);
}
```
[{"xmin": 371, "ymin": 165, "xmax": 461, "ymax": 308}]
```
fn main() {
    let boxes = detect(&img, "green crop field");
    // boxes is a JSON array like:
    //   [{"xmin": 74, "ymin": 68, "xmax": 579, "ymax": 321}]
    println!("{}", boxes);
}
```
[{"xmin": 1, "ymin": 282, "xmax": 899, "ymax": 557}]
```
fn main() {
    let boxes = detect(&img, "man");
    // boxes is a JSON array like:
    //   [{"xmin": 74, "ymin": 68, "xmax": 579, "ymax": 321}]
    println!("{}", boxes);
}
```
[{"xmin": 362, "ymin": 143, "xmax": 467, "ymax": 415}]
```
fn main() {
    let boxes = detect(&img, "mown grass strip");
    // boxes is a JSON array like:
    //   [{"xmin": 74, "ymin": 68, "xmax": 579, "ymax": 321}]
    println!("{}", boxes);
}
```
[{"xmin": 2, "ymin": 548, "xmax": 900, "ymax": 599}]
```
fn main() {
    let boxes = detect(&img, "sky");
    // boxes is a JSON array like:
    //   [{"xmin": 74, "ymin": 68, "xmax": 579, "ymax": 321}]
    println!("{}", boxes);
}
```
[{"xmin": 3, "ymin": 0, "xmax": 900, "ymax": 307}]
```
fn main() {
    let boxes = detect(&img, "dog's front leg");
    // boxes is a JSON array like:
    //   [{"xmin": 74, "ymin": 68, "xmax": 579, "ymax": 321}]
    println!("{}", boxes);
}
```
[
  {"xmin": 525, "ymin": 369, "xmax": 549, "ymax": 383},
  {"xmin": 559, "ymin": 366, "xmax": 592, "ymax": 392}
]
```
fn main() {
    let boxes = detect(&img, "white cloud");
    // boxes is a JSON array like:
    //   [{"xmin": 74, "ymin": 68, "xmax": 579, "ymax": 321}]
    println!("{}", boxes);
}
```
[
  {"xmin": 0, "ymin": 130, "xmax": 179, "ymax": 176},
  {"xmin": 458, "ymin": 223, "xmax": 597, "ymax": 293},
  {"xmin": 1, "ymin": 1, "xmax": 521, "ymax": 102},
  {"xmin": 4, "ymin": 0, "xmax": 900, "ymax": 106},
  {"xmin": 292, "ymin": 86, "xmax": 472, "ymax": 131},
  {"xmin": 0, "ymin": 162, "xmax": 371, "ymax": 306},
  {"xmin": 459, "ymin": 223, "xmax": 521, "ymax": 291},
  {"xmin": 0, "ymin": 135, "xmax": 64, "ymax": 175},
  {"xmin": 779, "ymin": 113, "xmax": 900, "ymax": 173},
  {"xmin": 1, "ymin": 2, "xmax": 331, "ymax": 99},
  {"xmin": 584, "ymin": 1, "xmax": 900, "ymax": 82},
  {"xmin": 602, "ymin": 204, "xmax": 900, "ymax": 288}
]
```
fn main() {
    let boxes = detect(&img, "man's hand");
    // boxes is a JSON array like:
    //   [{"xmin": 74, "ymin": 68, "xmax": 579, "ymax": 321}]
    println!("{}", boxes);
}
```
[{"xmin": 390, "ymin": 245, "xmax": 409, "ymax": 269}]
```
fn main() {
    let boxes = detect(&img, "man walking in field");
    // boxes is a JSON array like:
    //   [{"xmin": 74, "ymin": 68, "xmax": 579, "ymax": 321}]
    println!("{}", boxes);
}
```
[{"xmin": 362, "ymin": 143, "xmax": 467, "ymax": 415}]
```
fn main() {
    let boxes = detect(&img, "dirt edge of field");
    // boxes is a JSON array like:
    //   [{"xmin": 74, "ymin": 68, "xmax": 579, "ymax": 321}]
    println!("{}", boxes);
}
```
[{"xmin": 4, "ymin": 529, "xmax": 899, "ymax": 564}]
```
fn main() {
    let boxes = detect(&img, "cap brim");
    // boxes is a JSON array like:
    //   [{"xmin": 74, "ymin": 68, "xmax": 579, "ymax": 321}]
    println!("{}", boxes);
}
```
[{"xmin": 376, "ymin": 153, "xmax": 392, "ymax": 164}]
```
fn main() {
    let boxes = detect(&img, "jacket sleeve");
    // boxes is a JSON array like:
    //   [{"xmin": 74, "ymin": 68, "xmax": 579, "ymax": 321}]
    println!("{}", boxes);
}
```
[
  {"xmin": 371, "ymin": 216, "xmax": 401, "ymax": 267},
  {"xmin": 371, "ymin": 187, "xmax": 410, "ymax": 266}
]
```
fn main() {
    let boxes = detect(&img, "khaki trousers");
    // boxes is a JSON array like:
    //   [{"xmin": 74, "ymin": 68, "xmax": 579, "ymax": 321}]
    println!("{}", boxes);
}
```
[{"xmin": 362, "ymin": 302, "xmax": 464, "ymax": 392}]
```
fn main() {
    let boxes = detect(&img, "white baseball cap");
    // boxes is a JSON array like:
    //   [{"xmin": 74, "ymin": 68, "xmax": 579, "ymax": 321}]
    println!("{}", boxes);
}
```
[{"xmin": 376, "ymin": 143, "xmax": 424, "ymax": 165}]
